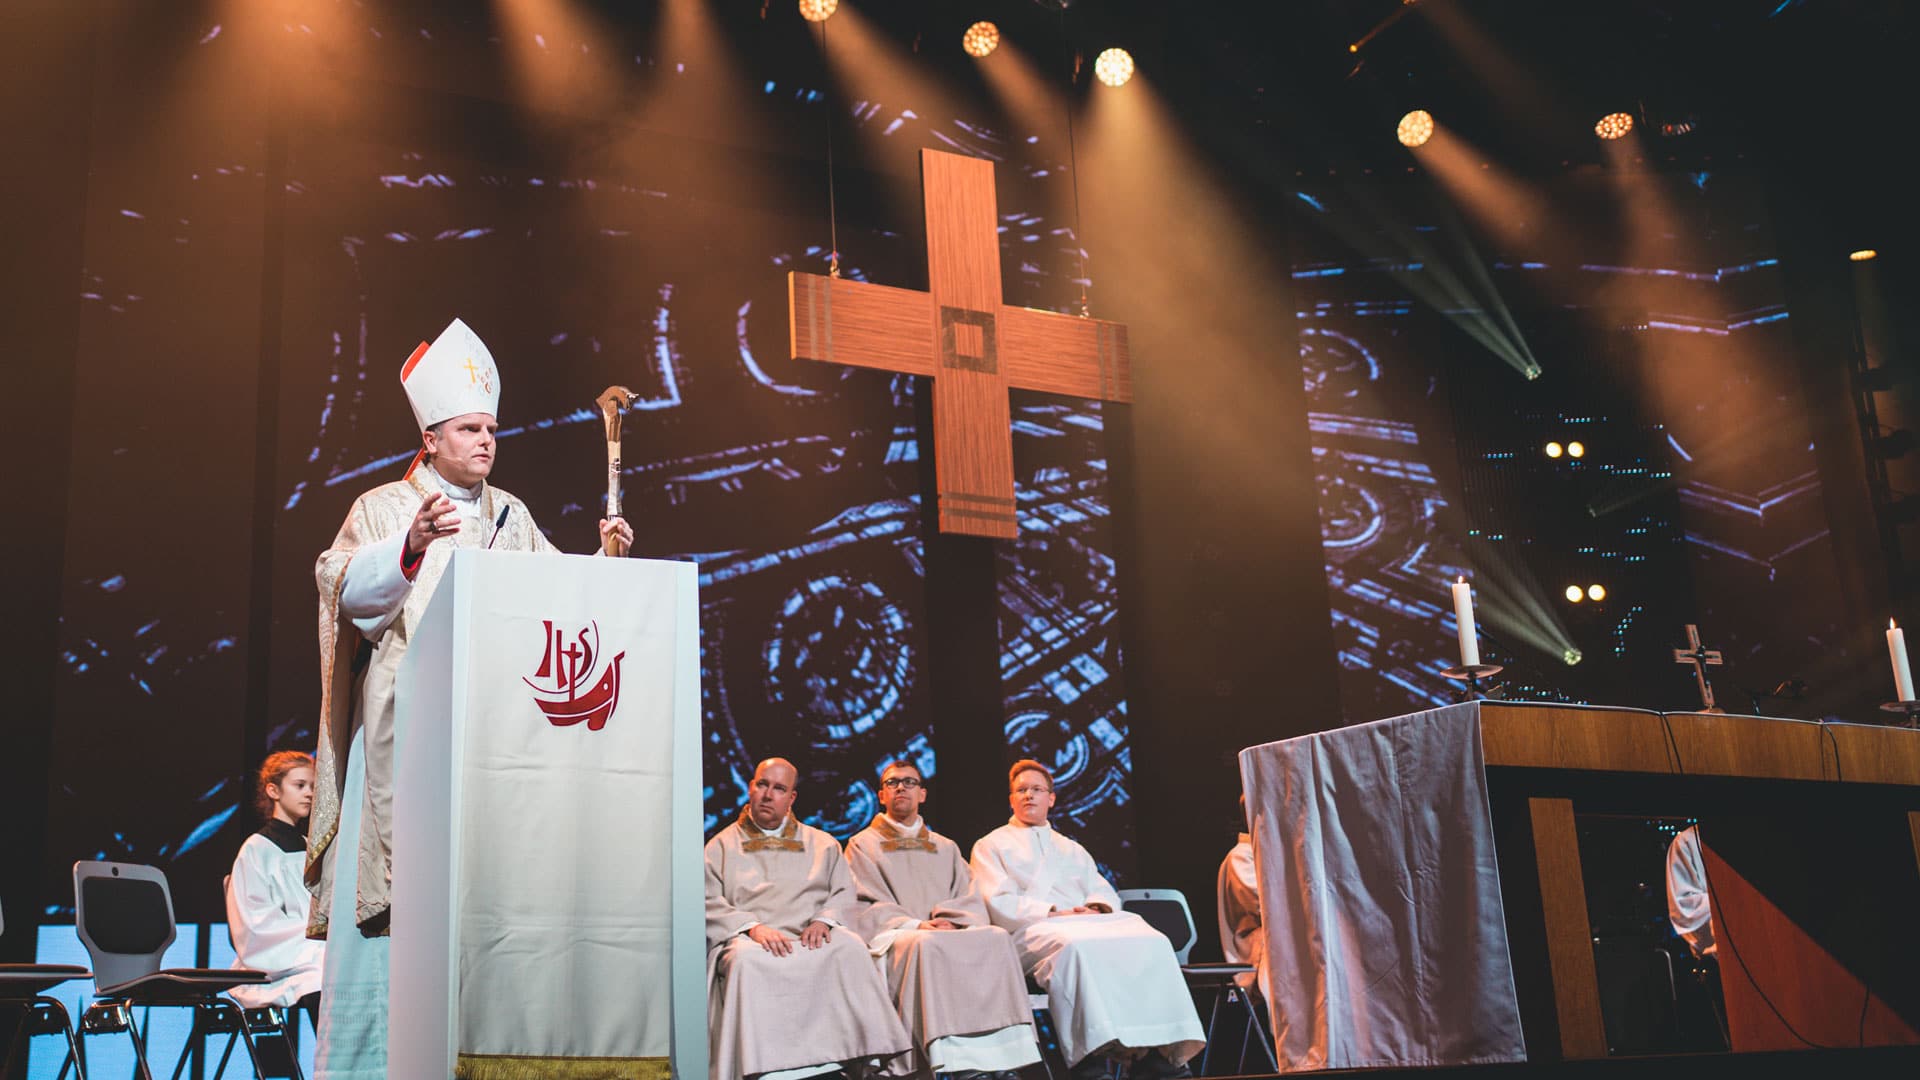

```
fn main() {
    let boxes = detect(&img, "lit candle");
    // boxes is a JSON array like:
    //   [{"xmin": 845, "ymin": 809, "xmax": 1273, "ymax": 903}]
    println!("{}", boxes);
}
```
[
  {"xmin": 1451, "ymin": 577, "xmax": 1481, "ymax": 668},
  {"xmin": 1889, "ymin": 619, "xmax": 1915, "ymax": 702}
]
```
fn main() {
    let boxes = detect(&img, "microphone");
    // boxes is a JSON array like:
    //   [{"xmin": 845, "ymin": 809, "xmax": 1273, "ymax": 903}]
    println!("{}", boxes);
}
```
[{"xmin": 484, "ymin": 504, "xmax": 511, "ymax": 550}]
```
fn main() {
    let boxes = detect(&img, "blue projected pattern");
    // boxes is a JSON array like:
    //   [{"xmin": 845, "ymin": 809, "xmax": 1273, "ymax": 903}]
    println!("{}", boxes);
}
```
[
  {"xmin": 44, "ymin": 9, "xmax": 1136, "ymax": 923},
  {"xmin": 999, "ymin": 399, "xmax": 1136, "ymax": 881},
  {"xmin": 1299, "ymin": 323, "xmax": 1469, "ymax": 716},
  {"xmin": 1294, "ymin": 174, "xmax": 1837, "ymax": 719}
]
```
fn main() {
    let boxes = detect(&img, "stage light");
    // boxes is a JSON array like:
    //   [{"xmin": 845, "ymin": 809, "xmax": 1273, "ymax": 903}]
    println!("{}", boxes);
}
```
[
  {"xmin": 798, "ymin": 0, "xmax": 837, "ymax": 23},
  {"xmin": 1594, "ymin": 112, "xmax": 1634, "ymax": 140},
  {"xmin": 1094, "ymin": 48, "xmax": 1134, "ymax": 87},
  {"xmin": 1587, "ymin": 584, "xmax": 1606, "ymax": 602},
  {"xmin": 1563, "ymin": 648, "xmax": 1584, "ymax": 666},
  {"xmin": 1397, "ymin": 109, "xmax": 1433, "ymax": 148},
  {"xmin": 1567, "ymin": 441, "xmax": 1585, "ymax": 459},
  {"xmin": 1544, "ymin": 441, "xmax": 1564, "ymax": 459},
  {"xmin": 1851, "ymin": 249, "xmax": 1879, "ymax": 262},
  {"xmin": 962, "ymin": 21, "xmax": 999, "ymax": 58},
  {"xmin": 1565, "ymin": 585, "xmax": 1584, "ymax": 603}
]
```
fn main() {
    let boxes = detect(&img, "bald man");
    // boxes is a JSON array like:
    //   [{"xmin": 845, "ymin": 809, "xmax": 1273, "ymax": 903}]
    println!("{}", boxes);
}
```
[{"xmin": 705, "ymin": 758, "xmax": 910, "ymax": 1080}]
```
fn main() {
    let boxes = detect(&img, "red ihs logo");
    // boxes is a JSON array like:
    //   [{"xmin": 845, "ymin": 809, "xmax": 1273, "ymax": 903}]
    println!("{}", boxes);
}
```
[{"xmin": 524, "ymin": 619, "xmax": 625, "ymax": 731}]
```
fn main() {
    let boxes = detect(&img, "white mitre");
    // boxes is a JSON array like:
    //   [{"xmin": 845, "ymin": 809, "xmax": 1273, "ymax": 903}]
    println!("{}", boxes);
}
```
[{"xmin": 401, "ymin": 317, "xmax": 501, "ymax": 431}]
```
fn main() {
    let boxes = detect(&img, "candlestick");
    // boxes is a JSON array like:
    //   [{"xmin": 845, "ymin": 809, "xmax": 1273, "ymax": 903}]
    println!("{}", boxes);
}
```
[{"xmin": 1451, "ymin": 577, "xmax": 1481, "ymax": 668}]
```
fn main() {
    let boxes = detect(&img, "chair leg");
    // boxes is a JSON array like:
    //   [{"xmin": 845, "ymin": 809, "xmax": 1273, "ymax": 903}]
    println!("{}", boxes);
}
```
[
  {"xmin": 1196, "ymin": 988, "xmax": 1224, "ymax": 1076},
  {"xmin": 270, "ymin": 1007, "xmax": 306, "ymax": 1080},
  {"xmin": 208, "ymin": 1029, "xmax": 241, "ymax": 1080},
  {"xmin": 235, "ymin": 1004, "xmax": 302, "ymax": 1080},
  {"xmin": 124, "ymin": 1006, "xmax": 156, "ymax": 1080},
  {"xmin": 1234, "ymin": 989, "xmax": 1277, "ymax": 1074},
  {"xmin": 57, "ymin": 999, "xmax": 88, "ymax": 1080},
  {"xmin": 227, "ymin": 1003, "xmax": 268, "ymax": 1080},
  {"xmin": 3, "ymin": 1002, "xmax": 31, "ymax": 1078},
  {"xmin": 1, "ymin": 998, "xmax": 88, "ymax": 1080},
  {"xmin": 1029, "ymin": 1008, "xmax": 1066, "ymax": 1080},
  {"xmin": 168, "ymin": 1006, "xmax": 202, "ymax": 1080}
]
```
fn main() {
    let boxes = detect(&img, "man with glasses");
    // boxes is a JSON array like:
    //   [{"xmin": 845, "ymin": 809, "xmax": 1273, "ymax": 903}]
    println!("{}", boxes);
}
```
[
  {"xmin": 844, "ymin": 761, "xmax": 1040, "ymax": 1080},
  {"xmin": 705, "ymin": 757, "xmax": 911, "ymax": 1080},
  {"xmin": 970, "ymin": 760, "xmax": 1205, "ymax": 1080}
]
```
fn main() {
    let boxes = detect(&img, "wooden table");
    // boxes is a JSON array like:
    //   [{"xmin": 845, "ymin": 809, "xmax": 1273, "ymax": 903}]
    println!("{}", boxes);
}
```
[{"xmin": 1477, "ymin": 702, "xmax": 1920, "ymax": 1059}]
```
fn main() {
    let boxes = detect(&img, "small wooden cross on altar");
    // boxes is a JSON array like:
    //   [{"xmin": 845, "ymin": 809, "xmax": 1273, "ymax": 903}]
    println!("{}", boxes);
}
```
[
  {"xmin": 787, "ymin": 148, "xmax": 1133, "ymax": 539},
  {"xmin": 1672, "ymin": 623, "xmax": 1725, "ymax": 714}
]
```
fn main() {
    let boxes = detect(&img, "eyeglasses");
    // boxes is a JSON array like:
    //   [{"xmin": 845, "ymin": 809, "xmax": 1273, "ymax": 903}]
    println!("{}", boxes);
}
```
[
  {"xmin": 1013, "ymin": 785, "xmax": 1053, "ymax": 797},
  {"xmin": 880, "ymin": 777, "xmax": 923, "ymax": 790}
]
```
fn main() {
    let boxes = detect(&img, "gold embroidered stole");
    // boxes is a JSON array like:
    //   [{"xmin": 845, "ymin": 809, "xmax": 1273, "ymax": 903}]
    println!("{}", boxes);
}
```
[
  {"xmin": 738, "ymin": 811, "xmax": 806, "ymax": 853},
  {"xmin": 874, "ymin": 814, "xmax": 939, "ymax": 853}
]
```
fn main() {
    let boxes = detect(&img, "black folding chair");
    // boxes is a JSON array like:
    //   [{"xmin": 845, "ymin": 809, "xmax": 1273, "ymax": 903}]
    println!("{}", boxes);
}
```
[
  {"xmin": 1117, "ymin": 889, "xmax": 1277, "ymax": 1075},
  {"xmin": 72, "ymin": 860, "xmax": 298, "ymax": 1080},
  {"xmin": 1, "ymin": 899, "xmax": 91, "ymax": 1079}
]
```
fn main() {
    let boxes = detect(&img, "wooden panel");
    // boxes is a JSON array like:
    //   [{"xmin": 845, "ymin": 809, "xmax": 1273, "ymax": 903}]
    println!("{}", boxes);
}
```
[
  {"xmin": 1479, "ymin": 703, "xmax": 1920, "ymax": 785},
  {"xmin": 1479, "ymin": 704, "xmax": 1675, "ymax": 774},
  {"xmin": 1828, "ymin": 723, "xmax": 1920, "ymax": 786},
  {"xmin": 919, "ymin": 149, "xmax": 1017, "ymax": 539},
  {"xmin": 1528, "ymin": 797, "xmax": 1608, "ymax": 1060},
  {"xmin": 1663, "ymin": 712, "xmax": 1830, "ymax": 782},
  {"xmin": 999, "ymin": 305, "xmax": 1133, "ymax": 402},
  {"xmin": 1911, "ymin": 810, "xmax": 1920, "ymax": 879},
  {"xmin": 1705, "ymin": 836, "xmax": 1920, "ymax": 1050},
  {"xmin": 932, "ymin": 372, "xmax": 1017, "ymax": 539},
  {"xmin": 787, "ymin": 272, "xmax": 936, "ymax": 376},
  {"xmin": 920, "ymin": 148, "xmax": 1002, "ymax": 313}
]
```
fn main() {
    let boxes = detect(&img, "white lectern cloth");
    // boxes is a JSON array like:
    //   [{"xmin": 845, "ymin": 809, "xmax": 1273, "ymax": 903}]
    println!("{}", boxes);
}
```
[
  {"xmin": 1238, "ymin": 701, "xmax": 1526, "ymax": 1072},
  {"xmin": 391, "ymin": 550, "xmax": 697, "ymax": 1080}
]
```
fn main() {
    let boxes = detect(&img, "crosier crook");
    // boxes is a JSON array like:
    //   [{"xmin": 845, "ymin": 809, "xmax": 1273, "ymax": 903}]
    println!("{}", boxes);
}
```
[{"xmin": 596, "ymin": 385, "xmax": 639, "ymax": 556}]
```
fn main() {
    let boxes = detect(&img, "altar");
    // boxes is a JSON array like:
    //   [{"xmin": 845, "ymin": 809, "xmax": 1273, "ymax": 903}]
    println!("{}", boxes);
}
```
[{"xmin": 1239, "ymin": 700, "xmax": 1920, "ymax": 1071}]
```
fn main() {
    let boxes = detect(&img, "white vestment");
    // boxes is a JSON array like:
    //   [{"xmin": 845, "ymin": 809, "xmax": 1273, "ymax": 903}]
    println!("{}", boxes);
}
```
[
  {"xmin": 970, "ymin": 820, "xmax": 1205, "ymax": 1067},
  {"xmin": 310, "ymin": 463, "xmax": 559, "ymax": 1080},
  {"xmin": 1666, "ymin": 825, "xmax": 1715, "ymax": 958},
  {"xmin": 845, "ymin": 815, "xmax": 1039, "ymax": 1077},
  {"xmin": 226, "ymin": 820, "xmax": 326, "ymax": 1010},
  {"xmin": 1217, "ymin": 833, "xmax": 1269, "ymax": 1000},
  {"xmin": 706, "ymin": 813, "xmax": 911, "ymax": 1080}
]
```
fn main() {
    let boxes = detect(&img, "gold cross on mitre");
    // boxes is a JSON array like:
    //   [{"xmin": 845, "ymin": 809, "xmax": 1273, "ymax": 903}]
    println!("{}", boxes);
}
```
[
  {"xmin": 786, "ymin": 148, "xmax": 1133, "ymax": 539},
  {"xmin": 463, "ymin": 355, "xmax": 493, "ymax": 392},
  {"xmin": 1672, "ymin": 623, "xmax": 1724, "ymax": 714}
]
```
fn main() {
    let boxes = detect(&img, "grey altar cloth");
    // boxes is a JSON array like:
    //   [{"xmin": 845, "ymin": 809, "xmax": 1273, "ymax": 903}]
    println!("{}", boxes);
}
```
[{"xmin": 1238, "ymin": 701, "xmax": 1526, "ymax": 1072}]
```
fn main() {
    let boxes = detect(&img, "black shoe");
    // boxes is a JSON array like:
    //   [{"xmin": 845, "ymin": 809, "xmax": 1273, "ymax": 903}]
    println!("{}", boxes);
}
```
[
  {"xmin": 1126, "ymin": 1051, "xmax": 1191, "ymax": 1080},
  {"xmin": 1069, "ymin": 1056, "xmax": 1111, "ymax": 1080}
]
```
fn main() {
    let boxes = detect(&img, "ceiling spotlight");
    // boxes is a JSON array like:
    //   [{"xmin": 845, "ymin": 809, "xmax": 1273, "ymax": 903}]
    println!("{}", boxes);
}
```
[
  {"xmin": 1588, "ymin": 584, "xmax": 1607, "ymax": 602},
  {"xmin": 1094, "ymin": 47, "xmax": 1134, "ymax": 87},
  {"xmin": 798, "ymin": 0, "xmax": 837, "ymax": 23},
  {"xmin": 1544, "ymin": 441, "xmax": 1564, "ymax": 459},
  {"xmin": 962, "ymin": 21, "xmax": 1000, "ymax": 58},
  {"xmin": 1567, "ymin": 441, "xmax": 1586, "ymax": 458},
  {"xmin": 1595, "ymin": 112, "xmax": 1634, "ymax": 140},
  {"xmin": 1565, "ymin": 585, "xmax": 1585, "ymax": 603},
  {"xmin": 1851, "ymin": 249, "xmax": 1879, "ymax": 262},
  {"xmin": 1563, "ymin": 647, "xmax": 1584, "ymax": 666},
  {"xmin": 1397, "ymin": 109, "xmax": 1434, "ymax": 148}
]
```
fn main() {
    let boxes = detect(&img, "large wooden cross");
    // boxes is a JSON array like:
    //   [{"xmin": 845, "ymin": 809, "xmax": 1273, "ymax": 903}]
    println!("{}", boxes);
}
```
[{"xmin": 787, "ymin": 148, "xmax": 1133, "ymax": 539}]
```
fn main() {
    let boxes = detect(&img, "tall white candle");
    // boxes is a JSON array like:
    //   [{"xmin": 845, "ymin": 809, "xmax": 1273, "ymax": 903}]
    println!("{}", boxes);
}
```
[
  {"xmin": 1889, "ymin": 619, "xmax": 1914, "ymax": 701},
  {"xmin": 1451, "ymin": 577, "xmax": 1481, "ymax": 668}
]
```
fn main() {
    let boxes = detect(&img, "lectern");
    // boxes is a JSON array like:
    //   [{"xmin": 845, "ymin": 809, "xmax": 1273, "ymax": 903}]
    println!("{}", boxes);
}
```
[{"xmin": 389, "ymin": 549, "xmax": 705, "ymax": 1080}]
